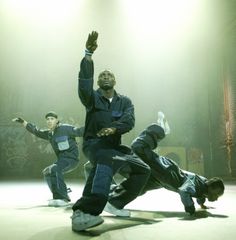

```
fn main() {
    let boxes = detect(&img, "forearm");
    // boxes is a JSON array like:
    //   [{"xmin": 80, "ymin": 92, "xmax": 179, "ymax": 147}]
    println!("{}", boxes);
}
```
[
  {"xmin": 25, "ymin": 122, "xmax": 38, "ymax": 135},
  {"xmin": 110, "ymin": 102, "xmax": 135, "ymax": 134},
  {"xmin": 79, "ymin": 56, "xmax": 94, "ymax": 80},
  {"xmin": 78, "ymin": 57, "xmax": 95, "ymax": 107},
  {"xmin": 110, "ymin": 120, "xmax": 134, "ymax": 135},
  {"xmin": 179, "ymin": 191, "xmax": 195, "ymax": 214},
  {"xmin": 25, "ymin": 123, "xmax": 48, "ymax": 140}
]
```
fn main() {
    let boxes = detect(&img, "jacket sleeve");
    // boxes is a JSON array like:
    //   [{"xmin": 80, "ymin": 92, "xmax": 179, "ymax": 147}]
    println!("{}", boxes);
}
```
[
  {"xmin": 110, "ymin": 97, "xmax": 135, "ymax": 134},
  {"xmin": 178, "ymin": 179, "xmax": 196, "ymax": 214},
  {"xmin": 67, "ymin": 126, "xmax": 85, "ymax": 137},
  {"xmin": 26, "ymin": 123, "xmax": 49, "ymax": 140},
  {"xmin": 78, "ymin": 57, "xmax": 95, "ymax": 109}
]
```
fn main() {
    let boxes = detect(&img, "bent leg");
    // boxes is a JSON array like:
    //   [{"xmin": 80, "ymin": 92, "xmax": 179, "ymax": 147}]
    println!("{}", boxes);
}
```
[
  {"xmin": 108, "ymin": 154, "xmax": 150, "ymax": 209},
  {"xmin": 43, "ymin": 158, "xmax": 78, "ymax": 200},
  {"xmin": 73, "ymin": 148, "xmax": 150, "ymax": 215},
  {"xmin": 73, "ymin": 149, "xmax": 115, "ymax": 215}
]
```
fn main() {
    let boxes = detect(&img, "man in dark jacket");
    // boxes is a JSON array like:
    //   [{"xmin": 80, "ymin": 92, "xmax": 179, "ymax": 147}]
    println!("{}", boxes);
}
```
[
  {"xmin": 108, "ymin": 113, "xmax": 225, "ymax": 216},
  {"xmin": 71, "ymin": 31, "xmax": 150, "ymax": 231},
  {"xmin": 12, "ymin": 111, "xmax": 84, "ymax": 207}
]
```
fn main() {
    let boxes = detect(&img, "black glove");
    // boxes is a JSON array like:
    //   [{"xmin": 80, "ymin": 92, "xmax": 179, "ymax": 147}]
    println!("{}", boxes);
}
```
[
  {"xmin": 12, "ymin": 117, "xmax": 25, "ymax": 123},
  {"xmin": 86, "ymin": 31, "xmax": 98, "ymax": 53},
  {"xmin": 185, "ymin": 205, "xmax": 195, "ymax": 215}
]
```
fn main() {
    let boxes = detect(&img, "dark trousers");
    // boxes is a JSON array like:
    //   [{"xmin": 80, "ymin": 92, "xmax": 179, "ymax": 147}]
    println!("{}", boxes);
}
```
[
  {"xmin": 72, "ymin": 138, "xmax": 150, "ymax": 215},
  {"xmin": 43, "ymin": 157, "xmax": 78, "ymax": 201}
]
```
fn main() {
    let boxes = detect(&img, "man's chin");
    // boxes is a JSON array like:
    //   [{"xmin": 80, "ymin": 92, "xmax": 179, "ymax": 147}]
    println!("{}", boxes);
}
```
[{"xmin": 100, "ymin": 85, "xmax": 113, "ymax": 91}]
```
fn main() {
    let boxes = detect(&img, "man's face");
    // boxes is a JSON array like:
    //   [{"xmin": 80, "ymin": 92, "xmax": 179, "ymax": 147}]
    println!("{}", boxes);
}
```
[
  {"xmin": 207, "ymin": 187, "xmax": 223, "ymax": 202},
  {"xmin": 97, "ymin": 70, "xmax": 116, "ymax": 91},
  {"xmin": 46, "ymin": 116, "xmax": 58, "ymax": 130}
]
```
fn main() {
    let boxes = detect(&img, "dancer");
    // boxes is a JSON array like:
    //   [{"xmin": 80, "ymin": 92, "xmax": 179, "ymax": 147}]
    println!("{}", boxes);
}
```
[
  {"xmin": 12, "ymin": 111, "xmax": 84, "ymax": 207},
  {"xmin": 108, "ymin": 112, "xmax": 224, "ymax": 215},
  {"xmin": 71, "ymin": 31, "xmax": 150, "ymax": 231}
]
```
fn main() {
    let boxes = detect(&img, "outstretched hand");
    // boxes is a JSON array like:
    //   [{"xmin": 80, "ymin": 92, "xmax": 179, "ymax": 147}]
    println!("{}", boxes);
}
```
[
  {"xmin": 12, "ymin": 117, "xmax": 25, "ymax": 124},
  {"xmin": 86, "ymin": 31, "xmax": 98, "ymax": 53}
]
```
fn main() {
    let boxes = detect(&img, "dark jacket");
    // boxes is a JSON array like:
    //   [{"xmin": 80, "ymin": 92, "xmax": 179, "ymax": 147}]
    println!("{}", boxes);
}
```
[
  {"xmin": 78, "ymin": 57, "xmax": 135, "ymax": 146},
  {"xmin": 132, "ymin": 123, "xmax": 208, "ymax": 214},
  {"xmin": 26, "ymin": 123, "xmax": 84, "ymax": 160}
]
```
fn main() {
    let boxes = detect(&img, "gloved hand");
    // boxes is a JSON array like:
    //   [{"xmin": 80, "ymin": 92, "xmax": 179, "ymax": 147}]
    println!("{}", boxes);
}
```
[
  {"xmin": 86, "ymin": 31, "xmax": 98, "ymax": 53},
  {"xmin": 12, "ymin": 117, "xmax": 25, "ymax": 124},
  {"xmin": 185, "ymin": 205, "xmax": 195, "ymax": 215}
]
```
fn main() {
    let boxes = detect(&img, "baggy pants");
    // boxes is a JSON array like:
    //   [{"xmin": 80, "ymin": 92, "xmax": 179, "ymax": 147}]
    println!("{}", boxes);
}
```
[{"xmin": 72, "ymin": 139, "xmax": 150, "ymax": 215}]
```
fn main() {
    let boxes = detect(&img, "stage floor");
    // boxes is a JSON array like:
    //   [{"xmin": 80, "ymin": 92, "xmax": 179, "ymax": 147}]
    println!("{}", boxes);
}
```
[{"xmin": 0, "ymin": 180, "xmax": 235, "ymax": 240}]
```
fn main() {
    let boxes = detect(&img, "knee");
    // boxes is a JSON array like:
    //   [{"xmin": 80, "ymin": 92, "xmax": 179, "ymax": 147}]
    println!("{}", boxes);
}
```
[{"xmin": 42, "ymin": 164, "xmax": 57, "ymax": 177}]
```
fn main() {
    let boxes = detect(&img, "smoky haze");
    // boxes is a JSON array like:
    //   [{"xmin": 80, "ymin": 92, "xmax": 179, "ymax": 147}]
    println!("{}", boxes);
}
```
[{"xmin": 0, "ymin": 0, "xmax": 233, "ymax": 179}]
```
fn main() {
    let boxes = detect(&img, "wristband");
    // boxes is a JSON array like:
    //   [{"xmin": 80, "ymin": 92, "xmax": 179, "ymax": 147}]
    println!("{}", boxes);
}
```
[{"xmin": 85, "ymin": 49, "xmax": 93, "ymax": 56}]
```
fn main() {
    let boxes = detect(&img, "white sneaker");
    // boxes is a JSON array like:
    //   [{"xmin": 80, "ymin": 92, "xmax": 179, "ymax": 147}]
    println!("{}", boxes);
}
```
[
  {"xmin": 71, "ymin": 210, "xmax": 104, "ymax": 231},
  {"xmin": 104, "ymin": 202, "xmax": 130, "ymax": 217},
  {"xmin": 48, "ymin": 199, "xmax": 70, "ymax": 207},
  {"xmin": 157, "ymin": 111, "xmax": 171, "ymax": 135}
]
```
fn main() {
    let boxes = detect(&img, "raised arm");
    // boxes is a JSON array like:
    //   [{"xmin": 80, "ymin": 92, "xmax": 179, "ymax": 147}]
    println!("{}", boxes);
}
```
[{"xmin": 78, "ymin": 31, "xmax": 98, "ymax": 108}]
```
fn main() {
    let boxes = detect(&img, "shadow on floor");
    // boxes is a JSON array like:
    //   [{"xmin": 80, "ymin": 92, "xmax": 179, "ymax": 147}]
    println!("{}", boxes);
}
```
[
  {"xmin": 27, "ymin": 216, "xmax": 161, "ymax": 240},
  {"xmin": 179, "ymin": 210, "xmax": 228, "ymax": 220},
  {"xmin": 14, "ymin": 207, "xmax": 229, "ymax": 239},
  {"xmin": 15, "ymin": 203, "xmax": 74, "ymax": 210},
  {"xmin": 130, "ymin": 209, "xmax": 228, "ymax": 220},
  {"xmin": 77, "ymin": 215, "xmax": 161, "ymax": 237}
]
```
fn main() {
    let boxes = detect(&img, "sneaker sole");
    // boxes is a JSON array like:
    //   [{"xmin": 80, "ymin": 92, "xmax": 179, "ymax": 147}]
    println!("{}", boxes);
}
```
[{"xmin": 72, "ymin": 218, "xmax": 104, "ymax": 232}]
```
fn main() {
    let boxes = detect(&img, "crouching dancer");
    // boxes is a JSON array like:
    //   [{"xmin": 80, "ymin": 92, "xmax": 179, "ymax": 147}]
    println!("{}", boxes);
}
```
[{"xmin": 12, "ymin": 111, "xmax": 84, "ymax": 207}]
